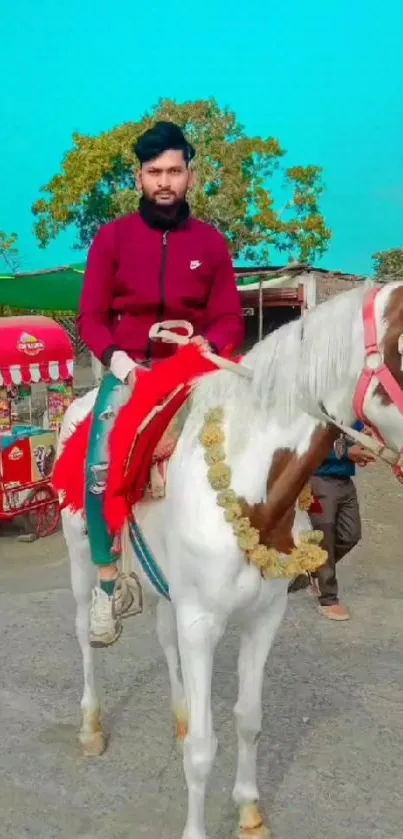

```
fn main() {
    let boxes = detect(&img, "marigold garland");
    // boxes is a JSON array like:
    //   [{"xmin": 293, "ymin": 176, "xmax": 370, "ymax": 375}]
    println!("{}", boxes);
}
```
[
  {"xmin": 297, "ymin": 483, "xmax": 315, "ymax": 512},
  {"xmin": 199, "ymin": 408, "xmax": 327, "ymax": 580}
]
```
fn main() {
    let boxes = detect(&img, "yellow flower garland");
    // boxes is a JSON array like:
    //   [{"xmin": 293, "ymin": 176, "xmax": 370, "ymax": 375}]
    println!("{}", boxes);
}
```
[{"xmin": 199, "ymin": 408, "xmax": 327, "ymax": 580}]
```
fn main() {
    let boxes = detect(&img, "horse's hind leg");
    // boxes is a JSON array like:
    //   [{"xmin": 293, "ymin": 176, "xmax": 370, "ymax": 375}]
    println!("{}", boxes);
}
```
[
  {"xmin": 63, "ymin": 510, "xmax": 105, "ymax": 757},
  {"xmin": 156, "ymin": 599, "xmax": 188, "ymax": 743},
  {"xmin": 233, "ymin": 589, "xmax": 287, "ymax": 839}
]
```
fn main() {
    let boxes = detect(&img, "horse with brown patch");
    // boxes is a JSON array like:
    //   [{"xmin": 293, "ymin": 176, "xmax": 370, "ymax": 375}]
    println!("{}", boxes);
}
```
[{"xmin": 59, "ymin": 280, "xmax": 403, "ymax": 839}]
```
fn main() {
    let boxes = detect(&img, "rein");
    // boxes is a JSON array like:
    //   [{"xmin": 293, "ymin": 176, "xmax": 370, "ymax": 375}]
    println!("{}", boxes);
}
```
[
  {"xmin": 149, "ymin": 305, "xmax": 403, "ymax": 471},
  {"xmin": 317, "ymin": 404, "xmax": 401, "ymax": 467},
  {"xmin": 148, "ymin": 320, "xmax": 253, "ymax": 379}
]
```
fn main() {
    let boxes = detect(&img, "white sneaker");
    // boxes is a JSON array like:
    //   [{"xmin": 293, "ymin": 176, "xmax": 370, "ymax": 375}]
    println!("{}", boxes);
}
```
[
  {"xmin": 89, "ymin": 573, "xmax": 143, "ymax": 648},
  {"xmin": 90, "ymin": 587, "xmax": 122, "ymax": 648}
]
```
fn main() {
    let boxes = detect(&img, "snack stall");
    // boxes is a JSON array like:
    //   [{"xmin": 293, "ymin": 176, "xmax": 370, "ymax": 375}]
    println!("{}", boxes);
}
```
[{"xmin": 0, "ymin": 316, "xmax": 74, "ymax": 537}]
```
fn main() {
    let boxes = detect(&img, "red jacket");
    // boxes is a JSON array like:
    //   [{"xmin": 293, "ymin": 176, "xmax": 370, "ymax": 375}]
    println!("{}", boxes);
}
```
[{"xmin": 78, "ymin": 212, "xmax": 245, "ymax": 363}]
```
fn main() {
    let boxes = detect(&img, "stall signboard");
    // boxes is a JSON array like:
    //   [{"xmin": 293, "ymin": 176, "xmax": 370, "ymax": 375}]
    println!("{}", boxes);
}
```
[{"xmin": 0, "ymin": 429, "xmax": 57, "ymax": 512}]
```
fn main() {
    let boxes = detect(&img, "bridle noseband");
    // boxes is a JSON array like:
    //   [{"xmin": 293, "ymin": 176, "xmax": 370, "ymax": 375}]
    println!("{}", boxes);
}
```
[{"xmin": 354, "ymin": 286, "xmax": 403, "ymax": 432}]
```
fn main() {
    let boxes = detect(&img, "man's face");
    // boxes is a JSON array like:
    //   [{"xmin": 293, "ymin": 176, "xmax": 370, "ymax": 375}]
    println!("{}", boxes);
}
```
[{"xmin": 136, "ymin": 149, "xmax": 194, "ymax": 206}]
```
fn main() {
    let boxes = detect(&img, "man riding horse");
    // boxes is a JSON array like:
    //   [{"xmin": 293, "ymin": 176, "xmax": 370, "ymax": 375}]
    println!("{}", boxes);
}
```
[{"xmin": 78, "ymin": 120, "xmax": 245, "ymax": 648}]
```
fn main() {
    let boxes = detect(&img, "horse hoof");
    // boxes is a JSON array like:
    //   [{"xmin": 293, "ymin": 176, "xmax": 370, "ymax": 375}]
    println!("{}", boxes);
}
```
[
  {"xmin": 238, "ymin": 827, "xmax": 271, "ymax": 839},
  {"xmin": 238, "ymin": 804, "xmax": 271, "ymax": 839},
  {"xmin": 80, "ymin": 730, "xmax": 106, "ymax": 757}
]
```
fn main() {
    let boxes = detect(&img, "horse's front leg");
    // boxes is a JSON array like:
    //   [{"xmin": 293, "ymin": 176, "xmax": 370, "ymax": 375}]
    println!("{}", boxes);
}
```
[
  {"xmin": 177, "ymin": 603, "xmax": 224, "ymax": 839},
  {"xmin": 234, "ymin": 587, "xmax": 288, "ymax": 838},
  {"xmin": 63, "ymin": 511, "xmax": 105, "ymax": 757},
  {"xmin": 156, "ymin": 599, "xmax": 188, "ymax": 743}
]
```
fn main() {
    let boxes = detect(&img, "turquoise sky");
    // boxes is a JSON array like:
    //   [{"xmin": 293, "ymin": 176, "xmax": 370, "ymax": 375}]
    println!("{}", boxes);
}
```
[{"xmin": 1, "ymin": 0, "xmax": 402, "ymax": 276}]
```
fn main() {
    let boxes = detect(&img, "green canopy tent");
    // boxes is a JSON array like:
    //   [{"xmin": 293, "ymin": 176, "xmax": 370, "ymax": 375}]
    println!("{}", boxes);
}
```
[{"xmin": 0, "ymin": 264, "xmax": 86, "ymax": 312}]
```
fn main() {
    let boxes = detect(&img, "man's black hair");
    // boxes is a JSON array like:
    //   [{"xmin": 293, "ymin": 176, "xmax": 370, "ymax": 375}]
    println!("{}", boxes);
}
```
[{"xmin": 134, "ymin": 121, "xmax": 196, "ymax": 166}]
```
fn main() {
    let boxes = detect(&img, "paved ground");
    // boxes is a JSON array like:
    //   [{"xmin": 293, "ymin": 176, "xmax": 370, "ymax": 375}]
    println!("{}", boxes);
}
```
[{"xmin": 1, "ymin": 463, "xmax": 403, "ymax": 839}]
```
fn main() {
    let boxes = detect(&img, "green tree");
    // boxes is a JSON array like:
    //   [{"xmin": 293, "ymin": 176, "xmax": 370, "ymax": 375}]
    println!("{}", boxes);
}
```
[
  {"xmin": 33, "ymin": 98, "xmax": 331, "ymax": 263},
  {"xmin": 0, "ymin": 230, "xmax": 20, "ymax": 272},
  {"xmin": 372, "ymin": 248, "xmax": 403, "ymax": 283}
]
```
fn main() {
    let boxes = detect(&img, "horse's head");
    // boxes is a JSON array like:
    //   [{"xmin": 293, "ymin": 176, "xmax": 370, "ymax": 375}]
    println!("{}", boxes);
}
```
[{"xmin": 351, "ymin": 281, "xmax": 403, "ymax": 475}]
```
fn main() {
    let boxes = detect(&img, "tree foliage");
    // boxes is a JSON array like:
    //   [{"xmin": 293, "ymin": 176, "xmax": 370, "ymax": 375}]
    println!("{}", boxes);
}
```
[
  {"xmin": 372, "ymin": 247, "xmax": 403, "ymax": 283},
  {"xmin": 33, "ymin": 98, "xmax": 331, "ymax": 263},
  {"xmin": 0, "ymin": 230, "xmax": 20, "ymax": 272}
]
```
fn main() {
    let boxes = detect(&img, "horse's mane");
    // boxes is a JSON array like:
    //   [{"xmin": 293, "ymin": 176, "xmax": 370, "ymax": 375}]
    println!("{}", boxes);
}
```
[{"xmin": 190, "ymin": 281, "xmax": 372, "ymax": 433}]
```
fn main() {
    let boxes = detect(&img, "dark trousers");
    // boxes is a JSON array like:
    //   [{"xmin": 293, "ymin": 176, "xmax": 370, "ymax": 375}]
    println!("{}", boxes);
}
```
[{"xmin": 309, "ymin": 476, "xmax": 362, "ymax": 606}]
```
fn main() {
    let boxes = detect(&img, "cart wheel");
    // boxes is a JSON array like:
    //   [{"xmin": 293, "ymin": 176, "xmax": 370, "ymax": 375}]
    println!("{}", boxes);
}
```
[{"xmin": 25, "ymin": 485, "xmax": 61, "ymax": 539}]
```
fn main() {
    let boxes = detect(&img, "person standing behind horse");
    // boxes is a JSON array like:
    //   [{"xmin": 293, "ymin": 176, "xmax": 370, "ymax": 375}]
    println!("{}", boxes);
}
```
[
  {"xmin": 289, "ymin": 422, "xmax": 374, "ymax": 619},
  {"xmin": 77, "ymin": 121, "xmax": 245, "ymax": 648}
]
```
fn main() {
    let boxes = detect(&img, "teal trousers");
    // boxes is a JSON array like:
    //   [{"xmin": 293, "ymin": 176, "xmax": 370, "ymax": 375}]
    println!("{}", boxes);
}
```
[{"xmin": 85, "ymin": 372, "xmax": 131, "ymax": 566}]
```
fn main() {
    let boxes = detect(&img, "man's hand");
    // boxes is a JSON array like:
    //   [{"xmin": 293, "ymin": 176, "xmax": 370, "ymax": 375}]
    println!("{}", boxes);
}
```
[
  {"xmin": 190, "ymin": 335, "xmax": 212, "ymax": 353},
  {"xmin": 348, "ymin": 445, "xmax": 375, "ymax": 466},
  {"xmin": 110, "ymin": 351, "xmax": 137, "ymax": 385}
]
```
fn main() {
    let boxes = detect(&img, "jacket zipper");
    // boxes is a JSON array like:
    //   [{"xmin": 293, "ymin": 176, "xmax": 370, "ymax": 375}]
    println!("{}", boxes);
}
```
[
  {"xmin": 146, "ymin": 230, "xmax": 169, "ymax": 361},
  {"xmin": 158, "ymin": 230, "xmax": 169, "ymax": 319}
]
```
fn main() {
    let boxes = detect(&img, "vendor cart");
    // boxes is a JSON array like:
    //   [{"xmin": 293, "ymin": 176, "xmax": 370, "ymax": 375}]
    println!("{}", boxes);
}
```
[{"xmin": 0, "ymin": 315, "xmax": 74, "ymax": 538}]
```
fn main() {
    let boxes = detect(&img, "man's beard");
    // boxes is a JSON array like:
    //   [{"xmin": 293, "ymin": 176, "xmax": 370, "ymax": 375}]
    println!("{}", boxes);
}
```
[
  {"xmin": 152, "ymin": 194, "xmax": 182, "ymax": 215},
  {"xmin": 139, "ymin": 194, "xmax": 190, "ymax": 230}
]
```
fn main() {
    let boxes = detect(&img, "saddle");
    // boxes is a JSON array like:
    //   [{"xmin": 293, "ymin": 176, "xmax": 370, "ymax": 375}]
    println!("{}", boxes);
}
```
[{"xmin": 119, "ymin": 384, "xmax": 192, "ymax": 507}]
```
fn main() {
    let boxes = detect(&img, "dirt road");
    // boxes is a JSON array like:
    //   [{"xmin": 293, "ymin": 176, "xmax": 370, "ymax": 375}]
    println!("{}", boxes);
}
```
[{"xmin": 1, "ymin": 463, "xmax": 403, "ymax": 839}]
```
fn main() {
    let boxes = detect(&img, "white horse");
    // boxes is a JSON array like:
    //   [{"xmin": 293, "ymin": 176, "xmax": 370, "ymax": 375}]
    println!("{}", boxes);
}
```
[{"xmin": 60, "ymin": 280, "xmax": 403, "ymax": 839}]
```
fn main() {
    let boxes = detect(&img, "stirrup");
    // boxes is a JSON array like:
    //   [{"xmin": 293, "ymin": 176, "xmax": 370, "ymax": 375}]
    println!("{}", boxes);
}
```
[{"xmin": 119, "ymin": 571, "xmax": 143, "ymax": 618}]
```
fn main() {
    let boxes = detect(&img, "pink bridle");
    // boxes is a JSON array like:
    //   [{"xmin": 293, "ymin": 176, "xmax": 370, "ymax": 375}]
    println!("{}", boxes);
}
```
[{"xmin": 354, "ymin": 286, "xmax": 403, "ymax": 447}]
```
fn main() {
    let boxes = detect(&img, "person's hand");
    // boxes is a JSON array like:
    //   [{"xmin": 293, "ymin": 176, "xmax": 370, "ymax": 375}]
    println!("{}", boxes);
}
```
[
  {"xmin": 348, "ymin": 445, "xmax": 375, "ymax": 466},
  {"xmin": 190, "ymin": 335, "xmax": 212, "ymax": 353}
]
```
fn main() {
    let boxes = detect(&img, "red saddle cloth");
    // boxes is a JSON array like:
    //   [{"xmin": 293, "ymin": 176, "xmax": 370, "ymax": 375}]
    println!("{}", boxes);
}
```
[{"xmin": 52, "ymin": 344, "xmax": 225, "ymax": 534}]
